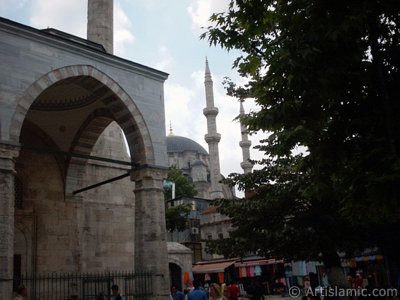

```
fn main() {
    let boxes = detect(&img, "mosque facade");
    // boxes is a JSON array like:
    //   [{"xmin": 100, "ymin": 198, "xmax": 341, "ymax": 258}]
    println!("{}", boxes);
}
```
[{"xmin": 0, "ymin": 0, "xmax": 171, "ymax": 298}]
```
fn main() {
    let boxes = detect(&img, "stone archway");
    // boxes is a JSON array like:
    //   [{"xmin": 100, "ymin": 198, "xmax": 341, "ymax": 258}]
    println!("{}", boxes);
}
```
[
  {"xmin": 1, "ymin": 65, "xmax": 171, "ymax": 299},
  {"xmin": 10, "ymin": 65, "xmax": 154, "ymax": 165},
  {"xmin": 169, "ymin": 262, "xmax": 183, "ymax": 291}
]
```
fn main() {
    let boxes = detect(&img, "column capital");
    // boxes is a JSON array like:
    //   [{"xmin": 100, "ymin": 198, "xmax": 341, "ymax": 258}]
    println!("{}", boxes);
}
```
[
  {"xmin": 131, "ymin": 164, "xmax": 168, "ymax": 182},
  {"xmin": 0, "ymin": 142, "xmax": 19, "ymax": 173}
]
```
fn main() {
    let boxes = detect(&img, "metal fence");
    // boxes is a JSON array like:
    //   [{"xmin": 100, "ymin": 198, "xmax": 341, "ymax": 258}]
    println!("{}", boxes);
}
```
[{"xmin": 14, "ymin": 271, "xmax": 155, "ymax": 300}]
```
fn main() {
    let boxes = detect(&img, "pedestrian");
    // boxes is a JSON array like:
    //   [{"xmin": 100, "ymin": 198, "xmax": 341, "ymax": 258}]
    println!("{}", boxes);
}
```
[
  {"xmin": 188, "ymin": 279, "xmax": 208, "ymax": 300},
  {"xmin": 14, "ymin": 285, "xmax": 27, "ymax": 300},
  {"xmin": 249, "ymin": 280, "xmax": 263, "ymax": 300},
  {"xmin": 209, "ymin": 283, "xmax": 228, "ymax": 300},
  {"xmin": 171, "ymin": 285, "xmax": 185, "ymax": 300},
  {"xmin": 111, "ymin": 284, "xmax": 125, "ymax": 300},
  {"xmin": 228, "ymin": 281, "xmax": 240, "ymax": 300},
  {"xmin": 96, "ymin": 291, "xmax": 106, "ymax": 300},
  {"xmin": 222, "ymin": 283, "xmax": 230, "ymax": 300}
]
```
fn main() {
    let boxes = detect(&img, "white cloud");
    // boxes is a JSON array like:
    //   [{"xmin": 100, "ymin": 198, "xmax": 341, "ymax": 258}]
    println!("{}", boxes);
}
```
[
  {"xmin": 28, "ymin": 0, "xmax": 134, "ymax": 57},
  {"xmin": 114, "ymin": 1, "xmax": 135, "ymax": 58},
  {"xmin": 187, "ymin": 0, "xmax": 230, "ymax": 32},
  {"xmin": 164, "ymin": 82, "xmax": 203, "ymax": 138},
  {"xmin": 29, "ymin": 0, "xmax": 86, "ymax": 37},
  {"xmin": 155, "ymin": 46, "xmax": 174, "ymax": 72}
]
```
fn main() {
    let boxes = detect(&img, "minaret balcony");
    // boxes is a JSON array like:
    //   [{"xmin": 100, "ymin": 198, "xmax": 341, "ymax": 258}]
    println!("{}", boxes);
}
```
[
  {"xmin": 241, "ymin": 161, "xmax": 254, "ymax": 170},
  {"xmin": 205, "ymin": 133, "xmax": 221, "ymax": 143},
  {"xmin": 239, "ymin": 140, "xmax": 252, "ymax": 147},
  {"xmin": 203, "ymin": 107, "xmax": 219, "ymax": 116}
]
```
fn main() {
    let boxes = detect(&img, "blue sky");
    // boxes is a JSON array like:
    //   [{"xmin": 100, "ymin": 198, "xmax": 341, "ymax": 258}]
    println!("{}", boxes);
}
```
[{"xmin": 1, "ymin": 0, "xmax": 263, "ymax": 192}]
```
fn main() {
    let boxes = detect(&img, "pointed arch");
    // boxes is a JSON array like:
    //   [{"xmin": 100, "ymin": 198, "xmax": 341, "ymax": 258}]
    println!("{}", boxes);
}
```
[{"xmin": 10, "ymin": 65, "xmax": 154, "ymax": 165}]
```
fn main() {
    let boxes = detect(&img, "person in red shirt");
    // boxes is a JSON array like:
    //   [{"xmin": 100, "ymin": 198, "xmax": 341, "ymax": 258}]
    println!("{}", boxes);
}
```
[
  {"xmin": 228, "ymin": 282, "xmax": 240, "ymax": 300},
  {"xmin": 354, "ymin": 273, "xmax": 363, "ymax": 288}
]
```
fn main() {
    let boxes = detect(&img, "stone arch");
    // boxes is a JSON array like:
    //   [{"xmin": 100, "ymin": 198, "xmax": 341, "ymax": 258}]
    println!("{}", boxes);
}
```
[
  {"xmin": 10, "ymin": 65, "xmax": 154, "ymax": 164},
  {"xmin": 169, "ymin": 262, "xmax": 183, "ymax": 291},
  {"xmin": 168, "ymin": 257, "xmax": 184, "ymax": 271},
  {"xmin": 64, "ymin": 109, "xmax": 122, "ymax": 195}
]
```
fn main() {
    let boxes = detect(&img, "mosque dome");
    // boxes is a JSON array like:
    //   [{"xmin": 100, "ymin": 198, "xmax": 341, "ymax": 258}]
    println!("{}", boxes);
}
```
[{"xmin": 166, "ymin": 135, "xmax": 208, "ymax": 155}]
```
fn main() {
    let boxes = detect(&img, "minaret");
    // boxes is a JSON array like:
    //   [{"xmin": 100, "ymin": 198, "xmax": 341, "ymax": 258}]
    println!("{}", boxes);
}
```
[
  {"xmin": 239, "ymin": 102, "xmax": 253, "ymax": 174},
  {"xmin": 87, "ymin": 0, "xmax": 113, "ymax": 54},
  {"xmin": 203, "ymin": 58, "xmax": 224, "ymax": 199},
  {"xmin": 168, "ymin": 121, "xmax": 174, "ymax": 136}
]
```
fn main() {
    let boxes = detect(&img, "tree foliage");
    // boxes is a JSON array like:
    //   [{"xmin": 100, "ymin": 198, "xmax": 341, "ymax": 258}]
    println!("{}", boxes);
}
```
[
  {"xmin": 164, "ymin": 166, "xmax": 197, "ymax": 232},
  {"xmin": 202, "ymin": 0, "xmax": 400, "ymax": 268}
]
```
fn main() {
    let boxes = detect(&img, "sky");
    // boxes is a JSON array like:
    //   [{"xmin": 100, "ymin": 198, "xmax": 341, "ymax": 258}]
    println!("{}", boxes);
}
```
[{"xmin": 0, "ymin": 0, "xmax": 264, "ymax": 195}]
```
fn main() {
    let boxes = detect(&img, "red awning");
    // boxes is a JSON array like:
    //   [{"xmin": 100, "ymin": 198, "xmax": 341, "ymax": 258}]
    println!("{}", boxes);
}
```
[
  {"xmin": 234, "ymin": 259, "xmax": 284, "ymax": 267},
  {"xmin": 192, "ymin": 261, "xmax": 235, "ymax": 274}
]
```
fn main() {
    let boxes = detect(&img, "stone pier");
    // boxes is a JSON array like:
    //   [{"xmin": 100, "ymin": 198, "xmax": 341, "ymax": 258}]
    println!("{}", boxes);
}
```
[
  {"xmin": 0, "ymin": 144, "xmax": 18, "ymax": 300},
  {"xmin": 133, "ymin": 166, "xmax": 170, "ymax": 300}
]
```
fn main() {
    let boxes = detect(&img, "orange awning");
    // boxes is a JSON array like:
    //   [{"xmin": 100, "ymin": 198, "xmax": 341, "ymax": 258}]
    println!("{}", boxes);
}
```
[{"xmin": 192, "ymin": 261, "xmax": 235, "ymax": 274}]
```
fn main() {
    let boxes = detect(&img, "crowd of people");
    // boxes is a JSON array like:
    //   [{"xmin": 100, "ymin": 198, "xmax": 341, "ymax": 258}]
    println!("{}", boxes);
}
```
[{"xmin": 171, "ymin": 279, "xmax": 265, "ymax": 300}]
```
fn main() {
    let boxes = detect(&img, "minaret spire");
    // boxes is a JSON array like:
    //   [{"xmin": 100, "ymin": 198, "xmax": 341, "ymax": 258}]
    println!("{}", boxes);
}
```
[
  {"xmin": 203, "ymin": 58, "xmax": 224, "ymax": 199},
  {"xmin": 87, "ymin": 0, "xmax": 113, "ymax": 54},
  {"xmin": 239, "ymin": 102, "xmax": 253, "ymax": 174}
]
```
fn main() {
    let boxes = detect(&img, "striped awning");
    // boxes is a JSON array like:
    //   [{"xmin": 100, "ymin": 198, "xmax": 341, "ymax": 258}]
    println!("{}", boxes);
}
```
[{"xmin": 192, "ymin": 260, "xmax": 236, "ymax": 274}]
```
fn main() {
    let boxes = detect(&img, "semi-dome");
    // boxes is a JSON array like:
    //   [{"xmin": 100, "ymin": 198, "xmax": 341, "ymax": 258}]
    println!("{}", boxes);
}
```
[{"xmin": 166, "ymin": 135, "xmax": 208, "ymax": 155}]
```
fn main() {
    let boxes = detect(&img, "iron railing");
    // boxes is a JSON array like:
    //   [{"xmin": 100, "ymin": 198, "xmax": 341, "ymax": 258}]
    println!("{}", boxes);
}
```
[{"xmin": 14, "ymin": 271, "xmax": 155, "ymax": 300}]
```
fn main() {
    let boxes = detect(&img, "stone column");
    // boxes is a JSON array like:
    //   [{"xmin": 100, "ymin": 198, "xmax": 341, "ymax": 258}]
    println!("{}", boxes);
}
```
[
  {"xmin": 0, "ymin": 144, "xmax": 19, "ymax": 300},
  {"xmin": 132, "ymin": 166, "xmax": 170, "ymax": 300}
]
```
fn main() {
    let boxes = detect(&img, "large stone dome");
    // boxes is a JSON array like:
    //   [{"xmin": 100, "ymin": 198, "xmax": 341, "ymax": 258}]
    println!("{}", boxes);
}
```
[{"xmin": 166, "ymin": 135, "xmax": 208, "ymax": 155}]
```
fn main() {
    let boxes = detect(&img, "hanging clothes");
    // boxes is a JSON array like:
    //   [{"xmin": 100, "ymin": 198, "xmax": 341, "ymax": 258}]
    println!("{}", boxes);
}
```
[
  {"xmin": 306, "ymin": 261, "xmax": 317, "ymax": 274},
  {"xmin": 292, "ymin": 262, "xmax": 299, "ymax": 276},
  {"xmin": 218, "ymin": 272, "xmax": 224, "ymax": 284},
  {"xmin": 254, "ymin": 265, "xmax": 262, "ymax": 276},
  {"xmin": 184, "ymin": 272, "xmax": 190, "ymax": 285},
  {"xmin": 299, "ymin": 261, "xmax": 307, "ymax": 276}
]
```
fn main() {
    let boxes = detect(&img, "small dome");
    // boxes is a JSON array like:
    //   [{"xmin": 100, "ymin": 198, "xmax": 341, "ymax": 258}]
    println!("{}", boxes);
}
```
[
  {"xmin": 167, "ymin": 242, "xmax": 193, "ymax": 254},
  {"xmin": 166, "ymin": 135, "xmax": 208, "ymax": 155},
  {"xmin": 191, "ymin": 160, "xmax": 207, "ymax": 167}
]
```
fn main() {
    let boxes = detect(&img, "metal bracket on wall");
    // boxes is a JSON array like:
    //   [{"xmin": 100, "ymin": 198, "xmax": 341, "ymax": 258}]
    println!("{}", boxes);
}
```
[
  {"xmin": 72, "ymin": 171, "xmax": 132, "ymax": 194},
  {"xmin": 0, "ymin": 140, "xmax": 139, "ymax": 194}
]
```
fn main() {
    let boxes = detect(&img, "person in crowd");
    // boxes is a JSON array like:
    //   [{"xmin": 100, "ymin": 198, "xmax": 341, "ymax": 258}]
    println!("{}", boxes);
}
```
[
  {"xmin": 209, "ymin": 283, "xmax": 227, "ymax": 300},
  {"xmin": 171, "ymin": 285, "xmax": 185, "ymax": 300},
  {"xmin": 304, "ymin": 276, "xmax": 311, "ymax": 294},
  {"xmin": 14, "ymin": 285, "xmax": 27, "ymax": 300},
  {"xmin": 354, "ymin": 273, "xmax": 363, "ymax": 288},
  {"xmin": 222, "ymin": 283, "xmax": 230, "ymax": 300},
  {"xmin": 111, "ymin": 284, "xmax": 125, "ymax": 300},
  {"xmin": 249, "ymin": 280, "xmax": 264, "ymax": 300},
  {"xmin": 188, "ymin": 279, "xmax": 208, "ymax": 300},
  {"xmin": 184, "ymin": 288, "xmax": 191, "ymax": 300},
  {"xmin": 96, "ymin": 292, "xmax": 106, "ymax": 300},
  {"xmin": 228, "ymin": 281, "xmax": 239, "ymax": 300}
]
